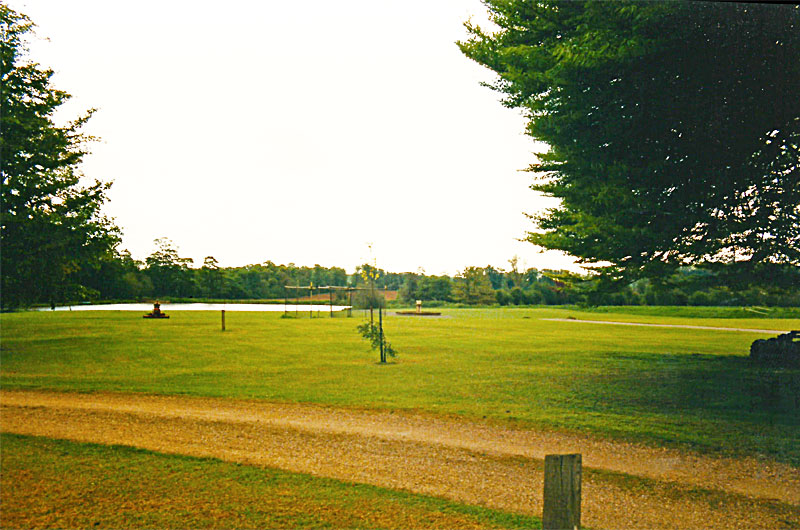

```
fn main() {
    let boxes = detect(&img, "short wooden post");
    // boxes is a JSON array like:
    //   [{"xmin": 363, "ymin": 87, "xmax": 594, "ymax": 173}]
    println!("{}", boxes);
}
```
[
  {"xmin": 543, "ymin": 454, "xmax": 581, "ymax": 530},
  {"xmin": 221, "ymin": 310, "xmax": 226, "ymax": 331}
]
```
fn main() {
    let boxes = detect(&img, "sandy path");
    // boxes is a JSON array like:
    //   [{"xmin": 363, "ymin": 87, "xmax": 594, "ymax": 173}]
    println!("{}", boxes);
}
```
[
  {"xmin": 2, "ymin": 390, "xmax": 798, "ymax": 529},
  {"xmin": 541, "ymin": 318, "xmax": 792, "ymax": 334}
]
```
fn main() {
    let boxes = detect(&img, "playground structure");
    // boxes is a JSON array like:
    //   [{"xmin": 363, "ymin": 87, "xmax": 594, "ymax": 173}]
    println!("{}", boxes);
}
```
[
  {"xmin": 283, "ymin": 284, "xmax": 389, "ymax": 318},
  {"xmin": 283, "ymin": 284, "xmax": 393, "ymax": 362}
]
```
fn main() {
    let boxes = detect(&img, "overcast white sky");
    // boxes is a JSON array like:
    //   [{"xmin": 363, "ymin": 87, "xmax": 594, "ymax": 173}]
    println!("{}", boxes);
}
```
[{"xmin": 10, "ymin": 0, "xmax": 582, "ymax": 276}]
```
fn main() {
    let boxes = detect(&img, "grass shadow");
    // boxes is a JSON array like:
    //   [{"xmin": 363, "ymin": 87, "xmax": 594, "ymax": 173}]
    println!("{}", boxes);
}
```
[
  {"xmin": 587, "ymin": 352, "xmax": 800, "ymax": 421},
  {"xmin": 556, "ymin": 351, "xmax": 800, "ymax": 462}
]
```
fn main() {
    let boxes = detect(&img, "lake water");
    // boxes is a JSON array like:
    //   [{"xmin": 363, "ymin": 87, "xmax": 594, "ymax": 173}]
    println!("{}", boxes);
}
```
[{"xmin": 39, "ymin": 303, "xmax": 351, "ymax": 312}]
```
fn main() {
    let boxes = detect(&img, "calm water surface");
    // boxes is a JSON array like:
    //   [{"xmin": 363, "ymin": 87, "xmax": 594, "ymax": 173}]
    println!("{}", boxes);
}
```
[{"xmin": 40, "ymin": 303, "xmax": 350, "ymax": 312}]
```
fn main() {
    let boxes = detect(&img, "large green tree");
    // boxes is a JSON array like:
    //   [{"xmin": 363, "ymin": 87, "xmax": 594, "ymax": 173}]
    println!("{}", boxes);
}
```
[
  {"xmin": 144, "ymin": 238, "xmax": 196, "ymax": 298},
  {"xmin": 460, "ymin": 1, "xmax": 799, "ymax": 284},
  {"xmin": 198, "ymin": 256, "xmax": 225, "ymax": 298},
  {"xmin": 1, "ymin": 6, "xmax": 119, "ymax": 308},
  {"xmin": 452, "ymin": 266, "xmax": 496, "ymax": 305}
]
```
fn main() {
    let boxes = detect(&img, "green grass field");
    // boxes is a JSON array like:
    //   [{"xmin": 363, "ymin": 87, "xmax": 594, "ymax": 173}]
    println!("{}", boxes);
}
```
[
  {"xmin": 2, "ymin": 307, "xmax": 799, "ymax": 463},
  {"xmin": 0, "ymin": 433, "xmax": 540, "ymax": 530},
  {"xmin": 567, "ymin": 305, "xmax": 800, "ymax": 319}
]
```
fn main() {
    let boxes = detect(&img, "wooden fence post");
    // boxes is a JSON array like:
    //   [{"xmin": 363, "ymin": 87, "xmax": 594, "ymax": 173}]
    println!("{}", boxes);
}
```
[
  {"xmin": 221, "ymin": 309, "xmax": 226, "ymax": 331},
  {"xmin": 543, "ymin": 454, "xmax": 581, "ymax": 530}
]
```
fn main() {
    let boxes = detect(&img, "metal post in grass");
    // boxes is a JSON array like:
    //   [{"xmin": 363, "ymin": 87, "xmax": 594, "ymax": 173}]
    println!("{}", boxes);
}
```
[
  {"xmin": 378, "ymin": 305, "xmax": 385, "ymax": 363},
  {"xmin": 542, "ymin": 454, "xmax": 581, "ymax": 530},
  {"xmin": 221, "ymin": 310, "xmax": 226, "ymax": 331},
  {"xmin": 348, "ymin": 288, "xmax": 352, "ymax": 317}
]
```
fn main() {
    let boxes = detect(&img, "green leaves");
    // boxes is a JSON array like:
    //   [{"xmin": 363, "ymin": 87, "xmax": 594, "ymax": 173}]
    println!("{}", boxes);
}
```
[
  {"xmin": 1, "ymin": 6, "xmax": 119, "ymax": 308},
  {"xmin": 452, "ymin": 267, "xmax": 496, "ymax": 305},
  {"xmin": 356, "ymin": 320, "xmax": 396, "ymax": 360},
  {"xmin": 460, "ymin": 1, "xmax": 800, "ymax": 284}
]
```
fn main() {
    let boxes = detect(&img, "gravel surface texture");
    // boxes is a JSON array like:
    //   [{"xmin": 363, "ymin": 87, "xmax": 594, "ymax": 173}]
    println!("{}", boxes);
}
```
[{"xmin": 2, "ymin": 390, "xmax": 798, "ymax": 529}]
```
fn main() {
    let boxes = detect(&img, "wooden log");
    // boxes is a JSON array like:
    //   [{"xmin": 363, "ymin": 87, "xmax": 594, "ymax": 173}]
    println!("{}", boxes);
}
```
[
  {"xmin": 221, "ymin": 309, "xmax": 226, "ymax": 331},
  {"xmin": 543, "ymin": 454, "xmax": 581, "ymax": 530}
]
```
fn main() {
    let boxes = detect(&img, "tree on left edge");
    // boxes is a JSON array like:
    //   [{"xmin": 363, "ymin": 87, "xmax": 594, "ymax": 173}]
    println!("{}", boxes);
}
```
[{"xmin": 1, "ymin": 5, "xmax": 120, "ymax": 309}]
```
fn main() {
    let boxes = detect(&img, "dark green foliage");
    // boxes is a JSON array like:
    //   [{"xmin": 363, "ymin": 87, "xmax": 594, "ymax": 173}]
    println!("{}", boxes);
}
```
[
  {"xmin": 75, "ymin": 249, "xmax": 152, "ymax": 300},
  {"xmin": 399, "ymin": 273, "xmax": 453, "ymax": 304},
  {"xmin": 72, "ymin": 243, "xmax": 799, "ymax": 307},
  {"xmin": 452, "ymin": 266, "xmax": 496, "ymax": 305},
  {"xmin": 353, "ymin": 288, "xmax": 386, "ymax": 310},
  {"xmin": 144, "ymin": 238, "xmax": 196, "ymax": 298},
  {"xmin": 45, "ymin": 239, "xmax": 800, "ymax": 307},
  {"xmin": 198, "ymin": 256, "xmax": 225, "ymax": 298},
  {"xmin": 484, "ymin": 265, "xmax": 507, "ymax": 290},
  {"xmin": 459, "ymin": 1, "xmax": 800, "ymax": 283},
  {"xmin": 398, "ymin": 275, "xmax": 419, "ymax": 303},
  {"xmin": 1, "ymin": 6, "xmax": 120, "ymax": 309}
]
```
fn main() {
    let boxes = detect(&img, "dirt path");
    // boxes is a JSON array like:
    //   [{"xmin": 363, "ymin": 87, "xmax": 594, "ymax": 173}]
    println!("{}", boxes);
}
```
[
  {"xmin": 541, "ymin": 318, "xmax": 791, "ymax": 334},
  {"xmin": 2, "ymin": 390, "xmax": 798, "ymax": 529}
]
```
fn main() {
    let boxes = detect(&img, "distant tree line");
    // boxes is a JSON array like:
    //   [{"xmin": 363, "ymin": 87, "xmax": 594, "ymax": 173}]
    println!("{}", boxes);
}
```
[
  {"xmin": 72, "ymin": 238, "xmax": 352, "ymax": 303},
  {"xmin": 52, "ymin": 239, "xmax": 800, "ymax": 308}
]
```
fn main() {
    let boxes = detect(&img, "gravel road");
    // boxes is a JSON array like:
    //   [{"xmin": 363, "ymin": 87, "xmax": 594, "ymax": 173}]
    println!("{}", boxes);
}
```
[{"xmin": 2, "ymin": 390, "xmax": 798, "ymax": 529}]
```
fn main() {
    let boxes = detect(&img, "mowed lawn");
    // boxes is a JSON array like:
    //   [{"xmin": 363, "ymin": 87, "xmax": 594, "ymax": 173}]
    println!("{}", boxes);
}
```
[{"xmin": 2, "ymin": 307, "xmax": 798, "ymax": 464}]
